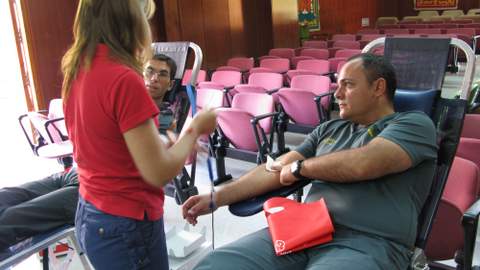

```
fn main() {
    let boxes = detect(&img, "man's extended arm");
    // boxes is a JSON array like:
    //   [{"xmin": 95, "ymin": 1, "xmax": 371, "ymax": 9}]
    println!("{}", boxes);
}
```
[
  {"xmin": 279, "ymin": 136, "xmax": 412, "ymax": 185},
  {"xmin": 182, "ymin": 151, "xmax": 304, "ymax": 224},
  {"xmin": 216, "ymin": 151, "xmax": 304, "ymax": 206}
]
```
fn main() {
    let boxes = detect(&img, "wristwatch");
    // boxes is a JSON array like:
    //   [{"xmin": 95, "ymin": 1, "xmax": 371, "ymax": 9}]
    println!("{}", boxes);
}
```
[{"xmin": 290, "ymin": 160, "xmax": 304, "ymax": 179}]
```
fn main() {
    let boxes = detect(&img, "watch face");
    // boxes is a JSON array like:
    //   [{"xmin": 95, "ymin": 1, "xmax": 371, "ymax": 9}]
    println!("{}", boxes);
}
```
[
  {"xmin": 291, "ymin": 160, "xmax": 301, "ymax": 177},
  {"xmin": 291, "ymin": 161, "xmax": 298, "ymax": 173}
]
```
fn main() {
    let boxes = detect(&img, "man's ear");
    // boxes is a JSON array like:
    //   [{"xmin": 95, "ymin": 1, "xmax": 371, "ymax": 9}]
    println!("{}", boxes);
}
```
[{"xmin": 374, "ymin": 78, "xmax": 387, "ymax": 98}]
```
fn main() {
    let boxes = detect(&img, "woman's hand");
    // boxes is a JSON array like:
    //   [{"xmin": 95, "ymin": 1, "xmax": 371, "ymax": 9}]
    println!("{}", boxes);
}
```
[{"xmin": 189, "ymin": 109, "xmax": 217, "ymax": 136}]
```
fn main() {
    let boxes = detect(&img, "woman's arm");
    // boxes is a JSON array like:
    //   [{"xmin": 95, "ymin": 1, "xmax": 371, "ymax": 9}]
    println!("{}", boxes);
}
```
[{"xmin": 124, "ymin": 109, "xmax": 216, "ymax": 187}]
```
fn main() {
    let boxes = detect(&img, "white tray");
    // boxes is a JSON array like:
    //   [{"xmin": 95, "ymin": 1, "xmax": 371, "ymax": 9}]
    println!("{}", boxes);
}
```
[{"xmin": 166, "ymin": 224, "xmax": 206, "ymax": 258}]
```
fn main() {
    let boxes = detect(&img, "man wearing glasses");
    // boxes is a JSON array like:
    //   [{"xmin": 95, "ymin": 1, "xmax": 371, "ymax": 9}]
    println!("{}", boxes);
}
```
[{"xmin": 144, "ymin": 54, "xmax": 178, "ymax": 136}]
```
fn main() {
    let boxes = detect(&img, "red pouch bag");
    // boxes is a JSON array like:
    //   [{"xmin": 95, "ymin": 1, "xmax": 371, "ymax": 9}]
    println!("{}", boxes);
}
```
[{"xmin": 263, "ymin": 197, "xmax": 334, "ymax": 256}]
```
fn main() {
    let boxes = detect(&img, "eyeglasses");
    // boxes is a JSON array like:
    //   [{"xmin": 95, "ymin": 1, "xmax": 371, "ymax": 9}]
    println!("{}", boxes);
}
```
[{"xmin": 144, "ymin": 67, "xmax": 170, "ymax": 80}]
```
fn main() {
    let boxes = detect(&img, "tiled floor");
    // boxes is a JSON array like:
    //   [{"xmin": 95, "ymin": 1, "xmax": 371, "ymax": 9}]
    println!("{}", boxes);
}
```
[{"xmin": 2, "ymin": 56, "xmax": 480, "ymax": 269}]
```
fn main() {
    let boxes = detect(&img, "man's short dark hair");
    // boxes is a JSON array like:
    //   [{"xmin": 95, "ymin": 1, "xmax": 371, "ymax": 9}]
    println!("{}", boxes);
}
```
[
  {"xmin": 347, "ymin": 53, "xmax": 397, "ymax": 103},
  {"xmin": 152, "ymin": 54, "xmax": 177, "ymax": 81}
]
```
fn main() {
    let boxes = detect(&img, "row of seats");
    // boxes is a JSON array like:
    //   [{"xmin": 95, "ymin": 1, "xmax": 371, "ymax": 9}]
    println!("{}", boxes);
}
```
[
  {"xmin": 183, "ymin": 49, "xmax": 360, "ymax": 88},
  {"xmin": 380, "ymin": 20, "xmax": 480, "ymax": 26},
  {"xmin": 377, "ymin": 8, "xmax": 480, "ymax": 25},
  {"xmin": 374, "ymin": 26, "xmax": 480, "ymax": 35},
  {"xmin": 379, "ymin": 15, "xmax": 480, "ymax": 25}
]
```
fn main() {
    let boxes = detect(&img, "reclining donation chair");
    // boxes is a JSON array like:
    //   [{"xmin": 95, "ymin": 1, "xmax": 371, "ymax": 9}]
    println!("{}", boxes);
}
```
[
  {"xmin": 228, "ymin": 36, "xmax": 476, "ymax": 270},
  {"xmin": 0, "ymin": 225, "xmax": 91, "ymax": 270},
  {"xmin": 151, "ymin": 42, "xmax": 205, "ymax": 204}
]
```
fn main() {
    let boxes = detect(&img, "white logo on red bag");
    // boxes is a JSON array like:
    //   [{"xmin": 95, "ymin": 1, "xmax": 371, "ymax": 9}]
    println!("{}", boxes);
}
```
[{"xmin": 275, "ymin": 240, "xmax": 286, "ymax": 252}]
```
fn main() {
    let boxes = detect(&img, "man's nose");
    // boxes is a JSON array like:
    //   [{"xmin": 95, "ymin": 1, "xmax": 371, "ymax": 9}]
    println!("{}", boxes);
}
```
[{"xmin": 334, "ymin": 85, "xmax": 343, "ymax": 100}]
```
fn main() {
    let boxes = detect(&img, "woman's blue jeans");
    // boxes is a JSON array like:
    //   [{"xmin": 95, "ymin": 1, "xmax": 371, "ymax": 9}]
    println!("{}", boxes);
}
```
[{"xmin": 75, "ymin": 196, "xmax": 169, "ymax": 270}]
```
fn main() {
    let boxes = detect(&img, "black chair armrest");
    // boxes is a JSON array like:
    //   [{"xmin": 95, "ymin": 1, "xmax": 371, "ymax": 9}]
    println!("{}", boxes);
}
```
[
  {"xmin": 229, "ymin": 179, "xmax": 310, "ymax": 216},
  {"xmin": 460, "ymin": 198, "xmax": 480, "ymax": 270},
  {"xmin": 222, "ymin": 88, "xmax": 233, "ymax": 107},
  {"xmin": 18, "ymin": 114, "xmax": 37, "ymax": 153},
  {"xmin": 266, "ymin": 88, "xmax": 280, "ymax": 95},
  {"xmin": 250, "ymin": 112, "xmax": 280, "ymax": 163},
  {"xmin": 469, "ymin": 103, "xmax": 480, "ymax": 113},
  {"xmin": 314, "ymin": 91, "xmax": 335, "ymax": 101},
  {"xmin": 251, "ymin": 112, "xmax": 279, "ymax": 124},
  {"xmin": 321, "ymin": 71, "xmax": 337, "ymax": 82},
  {"xmin": 314, "ymin": 91, "xmax": 335, "ymax": 122},
  {"xmin": 44, "ymin": 117, "xmax": 68, "ymax": 142}
]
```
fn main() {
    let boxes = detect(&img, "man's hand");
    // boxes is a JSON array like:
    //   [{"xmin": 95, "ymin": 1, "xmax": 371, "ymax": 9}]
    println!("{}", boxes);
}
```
[
  {"xmin": 279, "ymin": 162, "xmax": 298, "ymax": 186},
  {"xmin": 182, "ymin": 193, "xmax": 217, "ymax": 225}
]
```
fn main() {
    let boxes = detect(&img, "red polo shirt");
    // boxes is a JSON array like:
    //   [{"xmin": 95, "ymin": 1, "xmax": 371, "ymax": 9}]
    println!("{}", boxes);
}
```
[{"xmin": 64, "ymin": 44, "xmax": 163, "ymax": 220}]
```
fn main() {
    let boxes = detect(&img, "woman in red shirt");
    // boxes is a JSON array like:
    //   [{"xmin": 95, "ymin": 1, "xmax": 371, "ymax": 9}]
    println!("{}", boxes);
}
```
[{"xmin": 61, "ymin": 1, "xmax": 216, "ymax": 269}]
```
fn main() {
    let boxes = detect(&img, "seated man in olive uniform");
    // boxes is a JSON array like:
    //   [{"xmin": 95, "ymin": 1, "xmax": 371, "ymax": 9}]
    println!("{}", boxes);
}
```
[{"xmin": 183, "ymin": 53, "xmax": 438, "ymax": 270}]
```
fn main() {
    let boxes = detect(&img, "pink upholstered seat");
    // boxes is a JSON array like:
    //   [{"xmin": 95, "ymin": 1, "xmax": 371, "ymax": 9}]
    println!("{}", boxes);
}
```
[
  {"xmin": 328, "ymin": 49, "xmax": 362, "ymax": 72},
  {"xmin": 196, "ymin": 88, "xmax": 226, "ymax": 110},
  {"xmin": 233, "ymin": 72, "xmax": 284, "ymax": 96},
  {"xmin": 461, "ymin": 114, "xmax": 480, "ymax": 139},
  {"xmin": 456, "ymin": 138, "xmax": 480, "ymax": 187},
  {"xmin": 182, "ymin": 69, "xmax": 207, "ymax": 86},
  {"xmin": 215, "ymin": 66, "xmax": 241, "ymax": 72},
  {"xmin": 286, "ymin": 59, "xmax": 330, "ymax": 82},
  {"xmin": 250, "ymin": 58, "xmax": 290, "ymax": 74},
  {"xmin": 414, "ymin": 28, "xmax": 443, "ymax": 35},
  {"xmin": 425, "ymin": 156, "xmax": 480, "ymax": 260},
  {"xmin": 300, "ymin": 48, "xmax": 329, "ymax": 60},
  {"xmin": 277, "ymin": 75, "xmax": 331, "ymax": 126},
  {"xmin": 217, "ymin": 57, "xmax": 254, "ymax": 73},
  {"xmin": 268, "ymin": 48, "xmax": 295, "ymax": 60},
  {"xmin": 290, "ymin": 56, "xmax": 315, "ymax": 68},
  {"xmin": 197, "ymin": 70, "xmax": 242, "ymax": 90},
  {"xmin": 216, "ymin": 93, "xmax": 275, "ymax": 151},
  {"xmin": 331, "ymin": 34, "xmax": 356, "ymax": 41},
  {"xmin": 383, "ymin": 28, "xmax": 411, "ymax": 35},
  {"xmin": 302, "ymin": 40, "xmax": 328, "ymax": 49},
  {"xmin": 357, "ymin": 28, "xmax": 380, "ymax": 35},
  {"xmin": 332, "ymin": 40, "xmax": 361, "ymax": 49}
]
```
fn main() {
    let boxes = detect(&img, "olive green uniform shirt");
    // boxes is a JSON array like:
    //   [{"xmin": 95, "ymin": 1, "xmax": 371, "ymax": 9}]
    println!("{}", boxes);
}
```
[{"xmin": 296, "ymin": 111, "xmax": 437, "ymax": 248}]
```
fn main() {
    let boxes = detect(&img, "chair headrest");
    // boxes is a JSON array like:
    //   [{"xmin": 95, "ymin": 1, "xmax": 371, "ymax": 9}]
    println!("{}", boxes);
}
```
[{"xmin": 394, "ymin": 89, "xmax": 438, "ymax": 117}]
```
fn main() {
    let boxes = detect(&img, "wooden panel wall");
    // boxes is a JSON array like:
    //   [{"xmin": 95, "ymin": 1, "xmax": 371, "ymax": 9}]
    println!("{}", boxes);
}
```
[
  {"xmin": 18, "ymin": 0, "xmax": 78, "ymax": 110},
  {"xmin": 271, "ymin": 0, "xmax": 300, "ymax": 48},
  {"xmin": 316, "ymin": 0, "xmax": 380, "ymax": 35},
  {"xmin": 241, "ymin": 1, "xmax": 273, "ymax": 58},
  {"xmin": 161, "ymin": 0, "xmax": 273, "ymax": 69}
]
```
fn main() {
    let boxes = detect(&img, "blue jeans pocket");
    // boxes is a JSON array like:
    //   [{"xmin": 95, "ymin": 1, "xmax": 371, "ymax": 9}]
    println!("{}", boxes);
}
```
[{"xmin": 76, "ymin": 198, "xmax": 152, "ymax": 269}]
